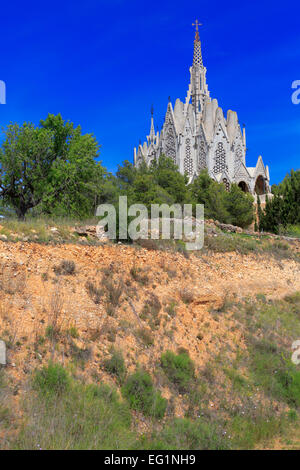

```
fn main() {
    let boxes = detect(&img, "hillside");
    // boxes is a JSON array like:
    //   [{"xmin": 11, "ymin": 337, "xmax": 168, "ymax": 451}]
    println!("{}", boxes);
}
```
[{"xmin": 0, "ymin": 228, "xmax": 300, "ymax": 450}]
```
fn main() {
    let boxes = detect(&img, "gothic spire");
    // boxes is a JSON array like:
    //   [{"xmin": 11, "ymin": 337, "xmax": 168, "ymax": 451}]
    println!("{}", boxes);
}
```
[
  {"xmin": 147, "ymin": 105, "xmax": 156, "ymax": 144},
  {"xmin": 192, "ymin": 19, "xmax": 203, "ymax": 66},
  {"xmin": 150, "ymin": 105, "xmax": 155, "ymax": 137}
]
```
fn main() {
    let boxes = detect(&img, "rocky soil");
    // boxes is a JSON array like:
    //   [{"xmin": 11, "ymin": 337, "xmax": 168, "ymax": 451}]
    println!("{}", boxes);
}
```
[{"xmin": 0, "ymin": 236, "xmax": 299, "ymax": 447}]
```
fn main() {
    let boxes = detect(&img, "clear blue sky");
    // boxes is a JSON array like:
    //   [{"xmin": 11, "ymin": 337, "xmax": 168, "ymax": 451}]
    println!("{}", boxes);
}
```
[{"xmin": 0, "ymin": 0, "xmax": 299, "ymax": 184}]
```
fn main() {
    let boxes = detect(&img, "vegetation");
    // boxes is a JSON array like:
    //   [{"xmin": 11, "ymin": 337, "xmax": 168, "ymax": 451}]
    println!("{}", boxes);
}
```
[
  {"xmin": 15, "ymin": 365, "xmax": 134, "ymax": 450},
  {"xmin": 258, "ymin": 170, "xmax": 300, "ymax": 234},
  {"xmin": 1, "ymin": 292, "xmax": 300, "ymax": 449},
  {"xmin": 161, "ymin": 350, "xmax": 195, "ymax": 392},
  {"xmin": 121, "ymin": 369, "xmax": 167, "ymax": 419},
  {"xmin": 103, "ymin": 349, "xmax": 126, "ymax": 384},
  {"xmin": 0, "ymin": 115, "xmax": 106, "ymax": 219},
  {"xmin": 0, "ymin": 115, "xmax": 256, "ymax": 229}
]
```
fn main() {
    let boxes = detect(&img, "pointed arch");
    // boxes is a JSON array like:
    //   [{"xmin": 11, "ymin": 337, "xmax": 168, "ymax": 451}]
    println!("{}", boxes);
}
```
[
  {"xmin": 238, "ymin": 181, "xmax": 250, "ymax": 193},
  {"xmin": 255, "ymin": 175, "xmax": 265, "ymax": 195}
]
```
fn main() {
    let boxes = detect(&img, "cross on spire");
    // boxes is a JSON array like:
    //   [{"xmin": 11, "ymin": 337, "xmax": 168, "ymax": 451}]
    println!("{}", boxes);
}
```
[
  {"xmin": 192, "ymin": 19, "xmax": 202, "ymax": 42},
  {"xmin": 192, "ymin": 20, "xmax": 203, "ymax": 66},
  {"xmin": 192, "ymin": 19, "xmax": 202, "ymax": 32}
]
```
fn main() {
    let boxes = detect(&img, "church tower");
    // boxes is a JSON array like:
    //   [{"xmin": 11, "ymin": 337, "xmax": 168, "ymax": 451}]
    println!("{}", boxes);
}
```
[{"xmin": 185, "ymin": 20, "xmax": 210, "ymax": 126}]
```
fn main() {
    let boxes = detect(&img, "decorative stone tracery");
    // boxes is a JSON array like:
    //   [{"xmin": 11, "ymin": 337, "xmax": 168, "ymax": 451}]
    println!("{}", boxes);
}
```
[
  {"xmin": 184, "ymin": 138, "xmax": 193, "ymax": 175},
  {"xmin": 213, "ymin": 142, "xmax": 228, "ymax": 174},
  {"xmin": 165, "ymin": 126, "xmax": 176, "ymax": 163}
]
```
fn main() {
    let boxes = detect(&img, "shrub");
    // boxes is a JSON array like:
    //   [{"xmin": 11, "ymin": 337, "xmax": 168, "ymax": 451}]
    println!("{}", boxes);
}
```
[
  {"xmin": 53, "ymin": 260, "xmax": 76, "ymax": 275},
  {"xmin": 135, "ymin": 327, "xmax": 154, "ymax": 347},
  {"xmin": 103, "ymin": 350, "xmax": 126, "ymax": 384},
  {"xmin": 122, "ymin": 370, "xmax": 167, "ymax": 419},
  {"xmin": 140, "ymin": 294, "xmax": 161, "ymax": 329},
  {"xmin": 85, "ymin": 280, "xmax": 103, "ymax": 304},
  {"xmin": 179, "ymin": 288, "xmax": 194, "ymax": 304},
  {"xmin": 165, "ymin": 300, "xmax": 177, "ymax": 318},
  {"xmin": 68, "ymin": 326, "xmax": 79, "ymax": 338},
  {"xmin": 130, "ymin": 267, "xmax": 149, "ymax": 286},
  {"xmin": 33, "ymin": 362, "xmax": 70, "ymax": 396},
  {"xmin": 161, "ymin": 350, "xmax": 195, "ymax": 392},
  {"xmin": 103, "ymin": 278, "xmax": 124, "ymax": 306}
]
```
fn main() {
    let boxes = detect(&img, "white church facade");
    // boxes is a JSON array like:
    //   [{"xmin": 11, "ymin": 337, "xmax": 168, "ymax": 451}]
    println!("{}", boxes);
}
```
[{"xmin": 134, "ymin": 22, "xmax": 270, "ymax": 195}]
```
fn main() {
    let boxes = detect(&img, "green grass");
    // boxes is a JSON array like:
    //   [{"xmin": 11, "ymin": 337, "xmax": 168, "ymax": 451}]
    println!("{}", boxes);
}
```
[
  {"xmin": 280, "ymin": 225, "xmax": 300, "ymax": 238},
  {"xmin": 146, "ymin": 418, "xmax": 229, "ymax": 450},
  {"xmin": 14, "ymin": 364, "xmax": 135, "ymax": 450},
  {"xmin": 203, "ymin": 232, "xmax": 299, "ymax": 261}
]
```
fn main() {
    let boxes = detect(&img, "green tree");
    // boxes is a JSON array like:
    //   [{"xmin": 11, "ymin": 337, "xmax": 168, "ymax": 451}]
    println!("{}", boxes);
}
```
[
  {"xmin": 189, "ymin": 170, "xmax": 230, "ymax": 222},
  {"xmin": 40, "ymin": 114, "xmax": 106, "ymax": 218},
  {"xmin": 150, "ymin": 155, "xmax": 189, "ymax": 204},
  {"xmin": 259, "ymin": 170, "xmax": 300, "ymax": 233},
  {"xmin": 0, "ymin": 122, "xmax": 56, "ymax": 219},
  {"xmin": 0, "ymin": 114, "xmax": 107, "ymax": 219},
  {"xmin": 225, "ymin": 184, "xmax": 254, "ymax": 228}
]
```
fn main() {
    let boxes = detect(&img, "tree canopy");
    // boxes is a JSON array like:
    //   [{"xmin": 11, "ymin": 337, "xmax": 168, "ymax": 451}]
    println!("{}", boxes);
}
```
[
  {"xmin": 0, "ymin": 114, "xmax": 107, "ymax": 219},
  {"xmin": 258, "ymin": 170, "xmax": 300, "ymax": 233}
]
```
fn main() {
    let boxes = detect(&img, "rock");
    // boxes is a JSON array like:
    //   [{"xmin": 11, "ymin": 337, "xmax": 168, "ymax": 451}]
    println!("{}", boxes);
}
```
[
  {"xmin": 0, "ymin": 234, "xmax": 7, "ymax": 241},
  {"xmin": 74, "ymin": 226, "xmax": 88, "ymax": 237},
  {"xmin": 0, "ymin": 340, "xmax": 6, "ymax": 365},
  {"xmin": 215, "ymin": 222, "xmax": 242, "ymax": 233}
]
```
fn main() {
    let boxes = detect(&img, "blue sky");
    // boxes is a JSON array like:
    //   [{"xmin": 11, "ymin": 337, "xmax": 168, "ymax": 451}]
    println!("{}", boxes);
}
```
[{"xmin": 0, "ymin": 0, "xmax": 299, "ymax": 184}]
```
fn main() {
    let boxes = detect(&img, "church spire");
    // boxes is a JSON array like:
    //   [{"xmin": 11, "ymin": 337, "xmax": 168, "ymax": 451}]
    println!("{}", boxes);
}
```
[
  {"xmin": 147, "ymin": 105, "xmax": 156, "ymax": 145},
  {"xmin": 192, "ymin": 19, "xmax": 203, "ymax": 66},
  {"xmin": 150, "ymin": 105, "xmax": 155, "ymax": 137}
]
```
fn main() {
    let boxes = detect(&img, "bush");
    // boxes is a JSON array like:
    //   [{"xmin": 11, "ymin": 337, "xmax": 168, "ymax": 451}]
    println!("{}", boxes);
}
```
[
  {"xmin": 161, "ymin": 350, "xmax": 195, "ymax": 392},
  {"xmin": 135, "ymin": 327, "xmax": 154, "ymax": 347},
  {"xmin": 122, "ymin": 370, "xmax": 167, "ymax": 419},
  {"xmin": 33, "ymin": 362, "xmax": 70, "ymax": 396},
  {"xmin": 103, "ymin": 278, "xmax": 124, "ymax": 306},
  {"xmin": 103, "ymin": 350, "xmax": 126, "ymax": 384},
  {"xmin": 85, "ymin": 280, "xmax": 103, "ymax": 304},
  {"xmin": 54, "ymin": 260, "xmax": 76, "ymax": 275}
]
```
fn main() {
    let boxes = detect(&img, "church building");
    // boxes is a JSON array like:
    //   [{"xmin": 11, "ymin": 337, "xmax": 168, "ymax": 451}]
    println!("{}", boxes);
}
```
[{"xmin": 134, "ymin": 21, "xmax": 270, "ymax": 195}]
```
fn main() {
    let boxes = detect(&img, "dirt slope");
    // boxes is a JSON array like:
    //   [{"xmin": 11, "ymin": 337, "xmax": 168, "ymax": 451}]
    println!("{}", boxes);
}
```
[{"xmin": 0, "ymin": 239, "xmax": 299, "ymax": 447}]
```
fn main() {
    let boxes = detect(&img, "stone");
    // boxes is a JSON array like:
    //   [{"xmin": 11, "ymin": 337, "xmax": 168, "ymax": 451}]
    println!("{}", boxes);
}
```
[
  {"xmin": 74, "ymin": 226, "xmax": 88, "ymax": 237},
  {"xmin": 0, "ymin": 340, "xmax": 6, "ymax": 365}
]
